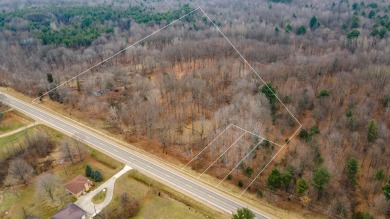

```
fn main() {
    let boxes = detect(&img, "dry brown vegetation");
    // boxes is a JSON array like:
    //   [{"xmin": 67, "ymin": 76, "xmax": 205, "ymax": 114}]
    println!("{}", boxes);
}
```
[
  {"xmin": 0, "ymin": 124, "xmax": 124, "ymax": 218},
  {"xmin": 1, "ymin": 0, "xmax": 390, "ymax": 218}
]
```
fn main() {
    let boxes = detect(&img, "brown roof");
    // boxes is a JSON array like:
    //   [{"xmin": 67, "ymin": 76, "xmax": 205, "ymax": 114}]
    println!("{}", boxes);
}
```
[
  {"xmin": 51, "ymin": 203, "xmax": 86, "ymax": 219},
  {"xmin": 64, "ymin": 175, "xmax": 91, "ymax": 195}
]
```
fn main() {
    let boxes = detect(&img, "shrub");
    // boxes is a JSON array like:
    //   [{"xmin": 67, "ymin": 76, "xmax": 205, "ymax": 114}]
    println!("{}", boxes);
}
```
[
  {"xmin": 267, "ymin": 168, "xmax": 281, "ymax": 190},
  {"xmin": 347, "ymin": 29, "xmax": 360, "ymax": 39},
  {"xmin": 257, "ymin": 190, "xmax": 264, "ymax": 198},
  {"xmin": 382, "ymin": 93, "xmax": 390, "ymax": 107},
  {"xmin": 352, "ymin": 211, "xmax": 373, "ymax": 219},
  {"xmin": 227, "ymin": 174, "xmax": 232, "ymax": 180},
  {"xmin": 93, "ymin": 170, "xmax": 103, "ymax": 182},
  {"xmin": 285, "ymin": 24, "xmax": 293, "ymax": 33},
  {"xmin": 85, "ymin": 165, "xmax": 93, "ymax": 177},
  {"xmin": 366, "ymin": 120, "xmax": 378, "ymax": 142},
  {"xmin": 317, "ymin": 89, "xmax": 330, "ymax": 98},
  {"xmin": 261, "ymin": 140, "xmax": 270, "ymax": 148},
  {"xmin": 296, "ymin": 178, "xmax": 309, "ymax": 195},
  {"xmin": 374, "ymin": 169, "xmax": 385, "ymax": 181},
  {"xmin": 232, "ymin": 208, "xmax": 255, "ymax": 219},
  {"xmin": 299, "ymin": 129, "xmax": 309, "ymax": 140},
  {"xmin": 296, "ymin": 25, "xmax": 306, "ymax": 35},
  {"xmin": 245, "ymin": 167, "xmax": 253, "ymax": 178}
]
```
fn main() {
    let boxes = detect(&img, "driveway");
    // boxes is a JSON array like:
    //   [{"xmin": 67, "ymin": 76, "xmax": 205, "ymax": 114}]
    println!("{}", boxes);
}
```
[
  {"xmin": 75, "ymin": 165, "xmax": 132, "ymax": 218},
  {"xmin": 0, "ymin": 121, "xmax": 39, "ymax": 138}
]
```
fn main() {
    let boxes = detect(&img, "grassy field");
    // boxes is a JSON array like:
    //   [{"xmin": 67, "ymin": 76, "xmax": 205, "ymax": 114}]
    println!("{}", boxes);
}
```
[
  {"xmin": 100, "ymin": 170, "xmax": 227, "ymax": 219},
  {"xmin": 0, "ymin": 110, "xmax": 34, "ymax": 135},
  {"xmin": 0, "ymin": 87, "xmax": 319, "ymax": 219},
  {"xmin": 0, "ymin": 125, "xmax": 58, "ymax": 159},
  {"xmin": 0, "ymin": 104, "xmax": 10, "ymax": 112},
  {"xmin": 0, "ymin": 125, "xmax": 123, "ymax": 219},
  {"xmin": 92, "ymin": 189, "xmax": 107, "ymax": 204}
]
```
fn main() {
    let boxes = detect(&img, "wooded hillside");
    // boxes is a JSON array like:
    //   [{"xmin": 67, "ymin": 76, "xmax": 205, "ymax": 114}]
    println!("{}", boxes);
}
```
[{"xmin": 0, "ymin": 0, "xmax": 389, "ymax": 218}]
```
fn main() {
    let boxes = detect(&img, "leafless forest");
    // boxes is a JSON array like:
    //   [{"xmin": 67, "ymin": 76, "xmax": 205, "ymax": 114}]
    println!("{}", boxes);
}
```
[{"xmin": 0, "ymin": 0, "xmax": 390, "ymax": 218}]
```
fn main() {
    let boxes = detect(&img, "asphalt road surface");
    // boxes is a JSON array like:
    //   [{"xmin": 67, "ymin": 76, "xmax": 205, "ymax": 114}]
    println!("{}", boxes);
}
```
[{"xmin": 1, "ymin": 93, "xmax": 270, "ymax": 219}]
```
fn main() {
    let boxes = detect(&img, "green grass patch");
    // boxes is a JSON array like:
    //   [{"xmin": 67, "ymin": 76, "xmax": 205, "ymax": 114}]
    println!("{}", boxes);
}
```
[
  {"xmin": 55, "ymin": 158, "xmax": 117, "ymax": 188},
  {"xmin": 91, "ymin": 149, "xmax": 122, "ymax": 170},
  {"xmin": 100, "ymin": 170, "xmax": 224, "ymax": 219},
  {"xmin": 0, "ymin": 111, "xmax": 33, "ymax": 135},
  {"xmin": 92, "ymin": 189, "xmax": 107, "ymax": 204},
  {"xmin": 11, "ymin": 110, "xmax": 35, "ymax": 122},
  {"xmin": 0, "ymin": 124, "xmax": 124, "ymax": 218},
  {"xmin": 129, "ymin": 170, "xmax": 220, "ymax": 217},
  {"xmin": 0, "ymin": 125, "xmax": 60, "ymax": 159},
  {"xmin": 0, "ymin": 183, "xmax": 76, "ymax": 219}
]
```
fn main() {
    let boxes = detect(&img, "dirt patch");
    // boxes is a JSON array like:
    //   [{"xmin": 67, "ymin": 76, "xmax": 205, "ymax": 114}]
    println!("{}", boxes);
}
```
[
  {"xmin": 0, "ymin": 111, "xmax": 31, "ymax": 128},
  {"xmin": 8, "ymin": 112, "xmax": 31, "ymax": 124}
]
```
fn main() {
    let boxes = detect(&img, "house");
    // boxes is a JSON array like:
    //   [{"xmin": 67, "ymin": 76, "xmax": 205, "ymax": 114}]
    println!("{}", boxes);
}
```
[
  {"xmin": 51, "ymin": 203, "xmax": 86, "ymax": 219},
  {"xmin": 64, "ymin": 175, "xmax": 93, "ymax": 198}
]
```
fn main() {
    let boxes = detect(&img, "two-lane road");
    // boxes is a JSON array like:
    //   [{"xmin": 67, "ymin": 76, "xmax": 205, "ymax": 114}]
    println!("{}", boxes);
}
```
[{"xmin": 1, "ymin": 92, "xmax": 271, "ymax": 219}]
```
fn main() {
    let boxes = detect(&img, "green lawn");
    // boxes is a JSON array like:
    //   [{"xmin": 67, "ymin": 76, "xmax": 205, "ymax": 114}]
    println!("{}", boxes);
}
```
[
  {"xmin": 92, "ymin": 189, "xmax": 107, "ymax": 204},
  {"xmin": 0, "ymin": 125, "xmax": 123, "ymax": 219},
  {"xmin": 100, "ymin": 170, "xmax": 225, "ymax": 219},
  {"xmin": 0, "ymin": 110, "xmax": 33, "ymax": 135},
  {"xmin": 0, "ymin": 125, "xmax": 61, "ymax": 159},
  {"xmin": 54, "ymin": 148, "xmax": 123, "ymax": 188}
]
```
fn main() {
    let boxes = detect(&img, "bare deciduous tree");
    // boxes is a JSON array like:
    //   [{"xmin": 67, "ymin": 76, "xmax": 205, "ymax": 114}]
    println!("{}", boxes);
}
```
[
  {"xmin": 36, "ymin": 173, "xmax": 62, "ymax": 202},
  {"xmin": 60, "ymin": 140, "xmax": 76, "ymax": 164},
  {"xmin": 73, "ymin": 134, "xmax": 87, "ymax": 161},
  {"xmin": 7, "ymin": 158, "xmax": 33, "ymax": 185}
]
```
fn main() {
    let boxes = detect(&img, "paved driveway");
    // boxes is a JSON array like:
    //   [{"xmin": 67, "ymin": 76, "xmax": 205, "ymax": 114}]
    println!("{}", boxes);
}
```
[{"xmin": 75, "ymin": 165, "xmax": 132, "ymax": 218}]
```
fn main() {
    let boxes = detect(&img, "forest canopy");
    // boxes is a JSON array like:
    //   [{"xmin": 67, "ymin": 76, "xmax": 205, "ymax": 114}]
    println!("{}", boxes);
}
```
[
  {"xmin": 2, "ymin": 4, "xmax": 193, "ymax": 47},
  {"xmin": 0, "ymin": 0, "xmax": 390, "ymax": 218}
]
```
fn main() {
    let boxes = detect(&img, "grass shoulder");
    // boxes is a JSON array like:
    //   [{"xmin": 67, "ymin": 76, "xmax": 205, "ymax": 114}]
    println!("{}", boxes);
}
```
[
  {"xmin": 0, "ymin": 110, "xmax": 34, "ymax": 135},
  {"xmin": 0, "ymin": 124, "xmax": 123, "ymax": 218},
  {"xmin": 99, "ymin": 170, "xmax": 227, "ymax": 219}
]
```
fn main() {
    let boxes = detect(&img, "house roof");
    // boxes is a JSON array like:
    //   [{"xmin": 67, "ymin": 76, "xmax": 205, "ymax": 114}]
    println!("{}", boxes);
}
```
[
  {"xmin": 64, "ymin": 175, "xmax": 91, "ymax": 195},
  {"xmin": 51, "ymin": 203, "xmax": 86, "ymax": 219}
]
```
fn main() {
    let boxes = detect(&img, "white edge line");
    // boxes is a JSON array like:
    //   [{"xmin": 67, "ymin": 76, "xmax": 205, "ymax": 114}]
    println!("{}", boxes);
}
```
[
  {"xmin": 6, "ymin": 4, "xmax": 304, "ymax": 215},
  {"xmin": 3, "ymin": 93, "xmax": 270, "ymax": 218}
]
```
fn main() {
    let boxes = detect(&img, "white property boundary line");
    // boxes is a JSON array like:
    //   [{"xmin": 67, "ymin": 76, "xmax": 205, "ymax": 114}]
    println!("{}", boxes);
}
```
[
  {"xmin": 3, "ymin": 92, "xmax": 274, "ymax": 218},
  {"xmin": 181, "ymin": 124, "xmax": 233, "ymax": 170},
  {"xmin": 216, "ymin": 139, "xmax": 264, "ymax": 187},
  {"xmin": 32, "ymin": 7, "xmax": 202, "ymax": 103},
  {"xmin": 181, "ymin": 124, "xmax": 283, "ymax": 172},
  {"xmin": 197, "ymin": 131, "xmax": 248, "ymax": 179},
  {"xmin": 29, "ymin": 6, "xmax": 303, "ymax": 198},
  {"xmin": 239, "ymin": 124, "xmax": 302, "ymax": 197},
  {"xmin": 199, "ymin": 7, "xmax": 302, "ymax": 127},
  {"xmin": 230, "ymin": 124, "xmax": 283, "ymax": 148},
  {"xmin": 199, "ymin": 7, "xmax": 302, "ymax": 197},
  {"xmin": 1, "ymin": 94, "xmax": 248, "ymax": 216}
]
